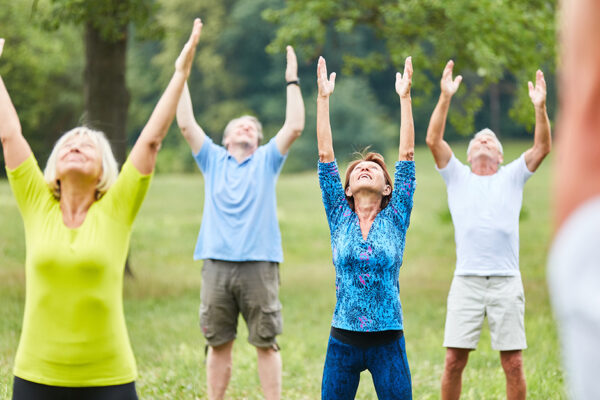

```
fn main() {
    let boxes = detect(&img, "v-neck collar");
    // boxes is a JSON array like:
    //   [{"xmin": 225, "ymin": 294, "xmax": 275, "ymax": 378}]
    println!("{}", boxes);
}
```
[{"xmin": 353, "ymin": 211, "xmax": 381, "ymax": 243}]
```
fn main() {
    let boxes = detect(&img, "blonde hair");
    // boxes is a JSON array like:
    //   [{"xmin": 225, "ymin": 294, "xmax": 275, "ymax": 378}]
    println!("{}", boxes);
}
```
[
  {"xmin": 467, "ymin": 128, "xmax": 504, "ymax": 157},
  {"xmin": 44, "ymin": 127, "xmax": 119, "ymax": 200},
  {"xmin": 222, "ymin": 115, "xmax": 263, "ymax": 146}
]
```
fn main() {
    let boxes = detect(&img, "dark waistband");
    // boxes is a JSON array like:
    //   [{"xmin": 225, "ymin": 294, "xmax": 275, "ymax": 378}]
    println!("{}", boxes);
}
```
[{"xmin": 330, "ymin": 326, "xmax": 403, "ymax": 348}]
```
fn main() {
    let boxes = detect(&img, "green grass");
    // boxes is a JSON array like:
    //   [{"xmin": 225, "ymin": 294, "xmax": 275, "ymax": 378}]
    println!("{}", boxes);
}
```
[{"xmin": 0, "ymin": 142, "xmax": 565, "ymax": 399}]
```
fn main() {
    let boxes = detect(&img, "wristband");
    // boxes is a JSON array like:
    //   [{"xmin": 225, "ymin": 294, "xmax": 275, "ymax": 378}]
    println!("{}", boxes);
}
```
[{"xmin": 286, "ymin": 80, "xmax": 300, "ymax": 86}]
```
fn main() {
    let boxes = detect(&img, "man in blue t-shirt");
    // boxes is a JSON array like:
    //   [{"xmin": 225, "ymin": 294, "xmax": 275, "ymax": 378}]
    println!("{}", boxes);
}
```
[{"xmin": 176, "ymin": 46, "xmax": 304, "ymax": 400}]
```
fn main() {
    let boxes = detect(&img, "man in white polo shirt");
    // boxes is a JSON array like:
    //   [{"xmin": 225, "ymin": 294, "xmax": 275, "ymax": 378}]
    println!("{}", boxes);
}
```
[{"xmin": 426, "ymin": 61, "xmax": 551, "ymax": 400}]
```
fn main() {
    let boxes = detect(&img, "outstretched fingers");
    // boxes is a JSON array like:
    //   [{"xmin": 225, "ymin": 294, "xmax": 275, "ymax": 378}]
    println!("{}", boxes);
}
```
[
  {"xmin": 175, "ymin": 18, "xmax": 202, "ymax": 75},
  {"xmin": 403, "ymin": 56, "xmax": 413, "ymax": 80},
  {"xmin": 286, "ymin": 45, "xmax": 298, "ymax": 81},
  {"xmin": 529, "ymin": 69, "xmax": 547, "ymax": 106},
  {"xmin": 317, "ymin": 56, "xmax": 335, "ymax": 97},
  {"xmin": 395, "ymin": 56, "xmax": 412, "ymax": 97}
]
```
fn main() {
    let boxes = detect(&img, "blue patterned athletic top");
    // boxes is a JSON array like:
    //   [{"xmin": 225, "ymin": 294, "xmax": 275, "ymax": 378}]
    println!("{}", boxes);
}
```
[{"xmin": 318, "ymin": 160, "xmax": 416, "ymax": 332}]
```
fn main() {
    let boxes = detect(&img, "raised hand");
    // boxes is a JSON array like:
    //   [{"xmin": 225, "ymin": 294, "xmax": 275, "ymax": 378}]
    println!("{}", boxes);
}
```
[
  {"xmin": 441, "ymin": 60, "xmax": 462, "ymax": 97},
  {"xmin": 395, "ymin": 56, "xmax": 413, "ymax": 98},
  {"xmin": 317, "ymin": 56, "xmax": 336, "ymax": 98},
  {"xmin": 528, "ymin": 70, "xmax": 547, "ymax": 108},
  {"xmin": 285, "ymin": 45, "xmax": 298, "ymax": 82},
  {"xmin": 175, "ymin": 18, "xmax": 202, "ymax": 77},
  {"xmin": 0, "ymin": 39, "xmax": 4, "ymax": 58}
]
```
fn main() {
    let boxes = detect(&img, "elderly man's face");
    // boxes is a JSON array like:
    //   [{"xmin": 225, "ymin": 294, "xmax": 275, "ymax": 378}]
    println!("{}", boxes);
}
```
[{"xmin": 468, "ymin": 134, "xmax": 503, "ymax": 165}]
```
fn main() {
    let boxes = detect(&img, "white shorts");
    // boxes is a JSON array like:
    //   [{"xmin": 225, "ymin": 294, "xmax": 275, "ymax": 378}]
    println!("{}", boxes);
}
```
[
  {"xmin": 548, "ymin": 196, "xmax": 600, "ymax": 400},
  {"xmin": 443, "ymin": 275, "xmax": 527, "ymax": 351}
]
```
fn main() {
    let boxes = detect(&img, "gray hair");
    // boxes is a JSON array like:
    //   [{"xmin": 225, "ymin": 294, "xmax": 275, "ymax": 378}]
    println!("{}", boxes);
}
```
[
  {"xmin": 222, "ymin": 115, "xmax": 263, "ymax": 146},
  {"xmin": 467, "ymin": 128, "xmax": 504, "ymax": 157},
  {"xmin": 44, "ymin": 127, "xmax": 119, "ymax": 200}
]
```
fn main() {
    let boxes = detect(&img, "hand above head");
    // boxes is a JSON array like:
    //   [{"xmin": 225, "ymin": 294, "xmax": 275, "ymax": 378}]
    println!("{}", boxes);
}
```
[
  {"xmin": 0, "ymin": 39, "xmax": 4, "ymax": 58},
  {"xmin": 175, "ymin": 18, "xmax": 203, "ymax": 77},
  {"xmin": 528, "ymin": 69, "xmax": 547, "ymax": 108},
  {"xmin": 441, "ymin": 60, "xmax": 462, "ymax": 97},
  {"xmin": 285, "ymin": 45, "xmax": 298, "ymax": 82},
  {"xmin": 395, "ymin": 56, "xmax": 413, "ymax": 99},
  {"xmin": 317, "ymin": 56, "xmax": 336, "ymax": 98}
]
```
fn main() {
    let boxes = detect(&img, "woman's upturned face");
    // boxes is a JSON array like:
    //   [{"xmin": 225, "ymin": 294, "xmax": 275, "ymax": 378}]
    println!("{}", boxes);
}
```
[
  {"xmin": 346, "ymin": 160, "xmax": 390, "ymax": 198},
  {"xmin": 55, "ymin": 135, "xmax": 103, "ymax": 182}
]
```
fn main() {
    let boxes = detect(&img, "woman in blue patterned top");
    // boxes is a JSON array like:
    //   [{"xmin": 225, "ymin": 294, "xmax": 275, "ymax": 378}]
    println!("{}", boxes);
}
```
[{"xmin": 316, "ymin": 55, "xmax": 416, "ymax": 399}]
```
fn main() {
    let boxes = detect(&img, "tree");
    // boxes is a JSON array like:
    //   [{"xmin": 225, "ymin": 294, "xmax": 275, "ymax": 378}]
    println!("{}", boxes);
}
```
[
  {"xmin": 35, "ymin": 0, "xmax": 164, "ymax": 163},
  {"xmin": 34, "ymin": 0, "xmax": 164, "ymax": 275},
  {"xmin": 0, "ymin": 1, "xmax": 83, "ymax": 176},
  {"xmin": 265, "ymin": 0, "xmax": 557, "ymax": 134}
]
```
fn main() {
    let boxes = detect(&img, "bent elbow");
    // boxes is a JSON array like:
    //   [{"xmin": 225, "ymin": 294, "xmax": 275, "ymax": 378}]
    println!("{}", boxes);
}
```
[{"xmin": 425, "ymin": 136, "xmax": 436, "ymax": 149}]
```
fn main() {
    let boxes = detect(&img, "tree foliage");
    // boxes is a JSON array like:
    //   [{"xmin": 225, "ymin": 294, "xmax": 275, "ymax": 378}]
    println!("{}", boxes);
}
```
[{"xmin": 265, "ymin": 0, "xmax": 557, "ymax": 134}]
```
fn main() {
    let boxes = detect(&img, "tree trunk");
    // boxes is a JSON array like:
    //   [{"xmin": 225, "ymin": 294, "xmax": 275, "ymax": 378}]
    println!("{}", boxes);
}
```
[{"xmin": 84, "ymin": 22, "xmax": 134, "ymax": 277}]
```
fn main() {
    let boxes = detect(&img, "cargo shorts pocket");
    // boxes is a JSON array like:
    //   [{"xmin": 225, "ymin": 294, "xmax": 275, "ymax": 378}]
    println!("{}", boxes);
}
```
[
  {"xmin": 258, "ymin": 301, "xmax": 283, "ymax": 339},
  {"xmin": 199, "ymin": 304, "xmax": 216, "ymax": 340}
]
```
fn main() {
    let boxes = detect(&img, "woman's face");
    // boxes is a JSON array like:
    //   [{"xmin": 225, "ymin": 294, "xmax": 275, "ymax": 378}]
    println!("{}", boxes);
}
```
[
  {"xmin": 55, "ymin": 135, "xmax": 103, "ymax": 183},
  {"xmin": 346, "ymin": 160, "xmax": 391, "ymax": 198}
]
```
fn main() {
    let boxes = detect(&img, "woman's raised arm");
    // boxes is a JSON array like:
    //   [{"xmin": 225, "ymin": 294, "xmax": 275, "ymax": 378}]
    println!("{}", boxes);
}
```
[
  {"xmin": 129, "ymin": 18, "xmax": 202, "ymax": 174},
  {"xmin": 0, "ymin": 39, "xmax": 32, "ymax": 169},
  {"xmin": 316, "ymin": 56, "xmax": 336, "ymax": 163}
]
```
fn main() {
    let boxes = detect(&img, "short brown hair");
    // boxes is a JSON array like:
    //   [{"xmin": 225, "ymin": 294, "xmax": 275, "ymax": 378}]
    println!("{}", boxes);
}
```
[{"xmin": 344, "ymin": 152, "xmax": 393, "ymax": 212}]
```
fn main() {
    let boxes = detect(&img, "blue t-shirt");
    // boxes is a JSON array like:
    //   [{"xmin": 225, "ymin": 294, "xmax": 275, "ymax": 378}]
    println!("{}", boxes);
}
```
[
  {"xmin": 318, "ymin": 160, "xmax": 416, "ymax": 332},
  {"xmin": 193, "ymin": 137, "xmax": 286, "ymax": 262}
]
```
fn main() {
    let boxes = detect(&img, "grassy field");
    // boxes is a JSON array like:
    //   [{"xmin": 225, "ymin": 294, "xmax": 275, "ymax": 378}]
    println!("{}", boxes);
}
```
[{"xmin": 0, "ymin": 142, "xmax": 564, "ymax": 399}]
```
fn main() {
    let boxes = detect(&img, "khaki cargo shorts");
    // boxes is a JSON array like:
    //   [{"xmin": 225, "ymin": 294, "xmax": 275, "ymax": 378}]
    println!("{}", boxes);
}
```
[
  {"xmin": 199, "ymin": 259, "xmax": 283, "ymax": 348},
  {"xmin": 443, "ymin": 275, "xmax": 527, "ymax": 351}
]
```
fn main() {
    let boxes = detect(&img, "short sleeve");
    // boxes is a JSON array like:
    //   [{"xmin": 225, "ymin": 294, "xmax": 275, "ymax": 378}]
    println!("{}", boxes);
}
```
[
  {"xmin": 6, "ymin": 154, "xmax": 54, "ymax": 221},
  {"xmin": 502, "ymin": 153, "xmax": 534, "ymax": 186},
  {"xmin": 101, "ymin": 159, "xmax": 153, "ymax": 226},
  {"xmin": 386, "ymin": 161, "xmax": 416, "ymax": 230},
  {"xmin": 263, "ymin": 138, "xmax": 287, "ymax": 174},
  {"xmin": 193, "ymin": 136, "xmax": 225, "ymax": 174},
  {"xmin": 436, "ymin": 153, "xmax": 466, "ymax": 185},
  {"xmin": 318, "ymin": 160, "xmax": 348, "ymax": 231}
]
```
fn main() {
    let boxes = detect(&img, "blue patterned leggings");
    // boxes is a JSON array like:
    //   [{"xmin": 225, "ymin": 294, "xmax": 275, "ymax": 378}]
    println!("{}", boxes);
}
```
[{"xmin": 321, "ymin": 335, "xmax": 412, "ymax": 399}]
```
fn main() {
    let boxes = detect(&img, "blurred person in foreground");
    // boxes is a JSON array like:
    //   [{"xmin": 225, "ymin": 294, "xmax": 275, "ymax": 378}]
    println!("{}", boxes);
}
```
[
  {"xmin": 0, "ymin": 19, "xmax": 201, "ymax": 400},
  {"xmin": 316, "ymin": 55, "xmax": 415, "ymax": 399},
  {"xmin": 426, "ymin": 61, "xmax": 551, "ymax": 400},
  {"xmin": 176, "ymin": 45, "xmax": 305, "ymax": 400},
  {"xmin": 548, "ymin": 0, "xmax": 600, "ymax": 399}
]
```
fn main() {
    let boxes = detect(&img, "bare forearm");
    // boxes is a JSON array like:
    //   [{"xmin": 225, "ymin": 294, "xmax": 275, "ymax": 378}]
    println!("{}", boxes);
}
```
[
  {"xmin": 534, "ymin": 104, "xmax": 552, "ymax": 153},
  {"xmin": 284, "ymin": 84, "xmax": 305, "ymax": 133},
  {"xmin": 276, "ymin": 83, "xmax": 305, "ymax": 154},
  {"xmin": 0, "ymin": 76, "xmax": 21, "ymax": 142},
  {"xmin": 176, "ymin": 82, "xmax": 198, "ymax": 132},
  {"xmin": 0, "ymin": 75, "xmax": 30, "ymax": 168},
  {"xmin": 130, "ymin": 70, "xmax": 188, "ymax": 174},
  {"xmin": 398, "ymin": 97, "xmax": 414, "ymax": 161},
  {"xmin": 317, "ymin": 96, "xmax": 334, "ymax": 162},
  {"xmin": 426, "ymin": 94, "xmax": 451, "ymax": 147},
  {"xmin": 142, "ymin": 70, "xmax": 187, "ymax": 144}
]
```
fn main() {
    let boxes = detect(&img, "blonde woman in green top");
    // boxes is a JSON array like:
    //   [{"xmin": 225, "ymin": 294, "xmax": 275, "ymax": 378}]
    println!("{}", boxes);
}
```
[{"xmin": 0, "ymin": 19, "xmax": 202, "ymax": 400}]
